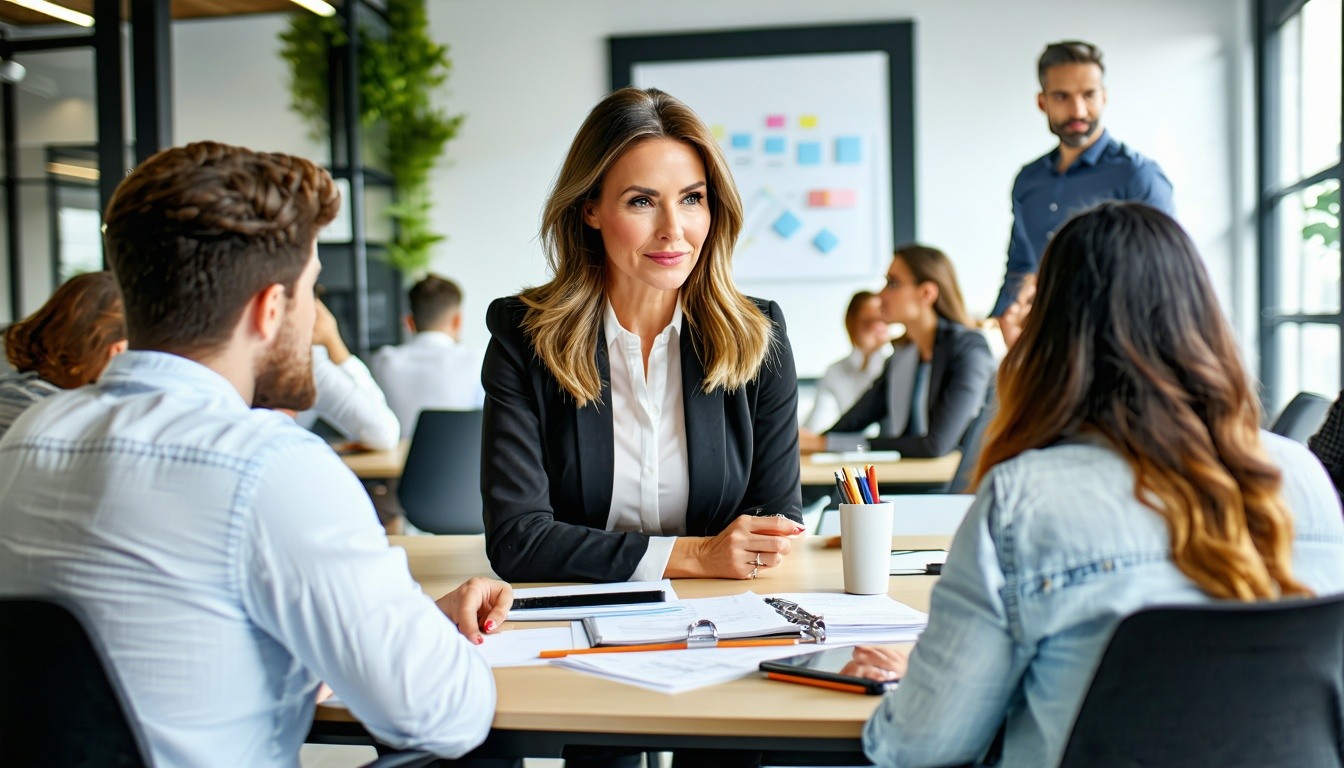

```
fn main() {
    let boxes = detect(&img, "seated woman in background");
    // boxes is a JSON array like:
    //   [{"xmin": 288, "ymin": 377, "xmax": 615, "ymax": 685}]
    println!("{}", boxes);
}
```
[
  {"xmin": 481, "ymin": 87, "xmax": 803, "ymax": 585},
  {"xmin": 857, "ymin": 203, "xmax": 1344, "ymax": 768},
  {"xmin": 800, "ymin": 290, "xmax": 891, "ymax": 432},
  {"xmin": 0, "ymin": 271, "xmax": 126, "ymax": 438},
  {"xmin": 799, "ymin": 244, "xmax": 994, "ymax": 458}
]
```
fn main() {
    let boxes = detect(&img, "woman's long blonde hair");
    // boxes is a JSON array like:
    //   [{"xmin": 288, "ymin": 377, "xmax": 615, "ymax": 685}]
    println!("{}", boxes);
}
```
[
  {"xmin": 522, "ymin": 87, "xmax": 772, "ymax": 407},
  {"xmin": 974, "ymin": 203, "xmax": 1308, "ymax": 601}
]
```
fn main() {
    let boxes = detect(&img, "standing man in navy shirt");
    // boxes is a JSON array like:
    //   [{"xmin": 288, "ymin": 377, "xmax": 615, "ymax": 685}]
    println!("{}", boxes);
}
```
[{"xmin": 991, "ymin": 40, "xmax": 1174, "ymax": 316}]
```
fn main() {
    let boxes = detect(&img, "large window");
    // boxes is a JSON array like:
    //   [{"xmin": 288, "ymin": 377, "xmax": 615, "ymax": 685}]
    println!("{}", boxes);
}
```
[{"xmin": 1258, "ymin": 0, "xmax": 1343, "ymax": 412}]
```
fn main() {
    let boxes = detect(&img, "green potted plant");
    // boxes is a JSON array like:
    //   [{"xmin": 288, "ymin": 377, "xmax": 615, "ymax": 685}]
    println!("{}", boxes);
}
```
[{"xmin": 279, "ymin": 0, "xmax": 462, "ymax": 277}]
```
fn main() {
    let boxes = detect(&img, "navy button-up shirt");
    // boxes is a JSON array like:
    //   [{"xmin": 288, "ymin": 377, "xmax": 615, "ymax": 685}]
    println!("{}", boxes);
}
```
[{"xmin": 992, "ymin": 130, "xmax": 1174, "ymax": 315}]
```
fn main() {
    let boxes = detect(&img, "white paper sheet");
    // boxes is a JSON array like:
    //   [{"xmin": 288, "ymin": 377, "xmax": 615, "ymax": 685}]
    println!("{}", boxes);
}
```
[
  {"xmin": 473, "ymin": 627, "xmax": 578, "ymax": 667},
  {"xmin": 551, "ymin": 645, "xmax": 810, "ymax": 694},
  {"xmin": 581, "ymin": 592, "xmax": 798, "ymax": 645}
]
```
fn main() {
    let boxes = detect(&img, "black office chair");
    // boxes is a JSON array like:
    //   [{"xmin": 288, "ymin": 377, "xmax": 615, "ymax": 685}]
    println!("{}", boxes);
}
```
[
  {"xmin": 398, "ymin": 409, "xmax": 486, "ymax": 534},
  {"xmin": 1057, "ymin": 592, "xmax": 1344, "ymax": 768},
  {"xmin": 0, "ymin": 597, "xmax": 439, "ymax": 768},
  {"xmin": 1269, "ymin": 391, "xmax": 1331, "ymax": 444}
]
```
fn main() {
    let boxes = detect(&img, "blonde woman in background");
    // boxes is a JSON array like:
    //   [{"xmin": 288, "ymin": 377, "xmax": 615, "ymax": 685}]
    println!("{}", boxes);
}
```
[{"xmin": 801, "ymin": 290, "xmax": 891, "ymax": 432}]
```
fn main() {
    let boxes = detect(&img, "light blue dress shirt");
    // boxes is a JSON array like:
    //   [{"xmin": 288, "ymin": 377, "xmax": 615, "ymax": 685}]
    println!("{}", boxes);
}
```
[
  {"xmin": 0, "ymin": 351, "xmax": 495, "ymax": 767},
  {"xmin": 863, "ymin": 431, "xmax": 1344, "ymax": 768}
]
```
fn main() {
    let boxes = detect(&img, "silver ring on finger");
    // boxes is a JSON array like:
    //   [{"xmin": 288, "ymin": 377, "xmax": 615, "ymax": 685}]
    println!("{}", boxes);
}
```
[
  {"xmin": 750, "ymin": 555, "xmax": 763, "ymax": 567},
  {"xmin": 748, "ymin": 566, "xmax": 759, "ymax": 579}
]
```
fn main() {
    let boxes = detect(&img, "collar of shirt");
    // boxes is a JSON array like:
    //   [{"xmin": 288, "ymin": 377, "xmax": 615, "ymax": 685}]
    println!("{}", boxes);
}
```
[
  {"xmin": 411, "ymin": 330, "xmax": 459, "ymax": 348},
  {"xmin": 603, "ymin": 299, "xmax": 684, "ymax": 350},
  {"xmin": 1047, "ymin": 128, "xmax": 1113, "ymax": 173},
  {"xmin": 100, "ymin": 350, "xmax": 249, "ymax": 411}
]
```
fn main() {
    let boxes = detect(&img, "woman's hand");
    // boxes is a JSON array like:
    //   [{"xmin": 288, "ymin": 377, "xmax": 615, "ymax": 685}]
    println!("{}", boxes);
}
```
[
  {"xmin": 665, "ymin": 514, "xmax": 804, "ymax": 579},
  {"xmin": 798, "ymin": 428, "xmax": 826, "ymax": 454},
  {"xmin": 840, "ymin": 645, "xmax": 908, "ymax": 681},
  {"xmin": 435, "ymin": 576, "xmax": 513, "ymax": 645}
]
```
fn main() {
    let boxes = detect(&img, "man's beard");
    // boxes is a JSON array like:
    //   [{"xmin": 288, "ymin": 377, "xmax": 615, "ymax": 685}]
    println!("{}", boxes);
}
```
[
  {"xmin": 1050, "ymin": 118, "xmax": 1098, "ymax": 147},
  {"xmin": 252, "ymin": 318, "xmax": 317, "ymax": 411}
]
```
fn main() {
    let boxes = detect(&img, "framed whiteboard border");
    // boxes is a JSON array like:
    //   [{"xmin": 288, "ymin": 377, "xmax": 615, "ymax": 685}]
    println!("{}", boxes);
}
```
[{"xmin": 609, "ymin": 21, "xmax": 916, "ymax": 248}]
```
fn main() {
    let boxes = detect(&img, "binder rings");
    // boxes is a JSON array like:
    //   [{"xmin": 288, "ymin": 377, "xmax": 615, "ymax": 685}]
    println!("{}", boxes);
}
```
[{"xmin": 580, "ymin": 594, "xmax": 827, "ymax": 647}]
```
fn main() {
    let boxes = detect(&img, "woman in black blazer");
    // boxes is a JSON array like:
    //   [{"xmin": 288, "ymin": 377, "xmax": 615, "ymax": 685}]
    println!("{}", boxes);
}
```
[
  {"xmin": 800, "ymin": 245, "xmax": 994, "ymax": 459},
  {"xmin": 481, "ymin": 88, "xmax": 803, "ymax": 585}
]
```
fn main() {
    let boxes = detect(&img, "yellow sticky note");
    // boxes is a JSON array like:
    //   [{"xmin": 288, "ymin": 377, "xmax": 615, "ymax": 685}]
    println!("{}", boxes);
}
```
[
  {"xmin": 799, "ymin": 115, "xmax": 819, "ymax": 129},
  {"xmin": 710, "ymin": 124, "xmax": 727, "ymax": 140}
]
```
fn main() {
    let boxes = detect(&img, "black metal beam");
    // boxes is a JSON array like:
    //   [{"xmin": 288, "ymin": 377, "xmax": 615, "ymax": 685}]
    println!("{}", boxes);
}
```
[
  {"xmin": 93, "ymin": 0, "xmax": 125, "ymax": 217},
  {"xmin": 0, "ymin": 35, "xmax": 94, "ymax": 55},
  {"xmin": 3, "ymin": 82, "xmax": 20, "ymax": 316},
  {"xmin": 332, "ymin": 0, "xmax": 370, "ymax": 354},
  {"xmin": 130, "ymin": 0, "xmax": 172, "ymax": 163}
]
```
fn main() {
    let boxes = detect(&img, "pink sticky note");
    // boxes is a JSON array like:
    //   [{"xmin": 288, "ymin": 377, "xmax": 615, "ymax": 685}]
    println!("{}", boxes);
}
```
[
  {"xmin": 807, "ymin": 190, "xmax": 828, "ymax": 207},
  {"xmin": 765, "ymin": 114, "xmax": 786, "ymax": 128},
  {"xmin": 830, "ymin": 189, "xmax": 858, "ymax": 207}
]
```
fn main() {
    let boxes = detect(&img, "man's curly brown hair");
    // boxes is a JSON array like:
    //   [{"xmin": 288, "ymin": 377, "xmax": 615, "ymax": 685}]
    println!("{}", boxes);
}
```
[{"xmin": 103, "ymin": 141, "xmax": 340, "ymax": 355}]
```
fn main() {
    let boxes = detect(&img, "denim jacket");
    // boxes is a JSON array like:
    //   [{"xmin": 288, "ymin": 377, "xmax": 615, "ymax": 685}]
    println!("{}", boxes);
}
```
[{"xmin": 864, "ymin": 431, "xmax": 1344, "ymax": 768}]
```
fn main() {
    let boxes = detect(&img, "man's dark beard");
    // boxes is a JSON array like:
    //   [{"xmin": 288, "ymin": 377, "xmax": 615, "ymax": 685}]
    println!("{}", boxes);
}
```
[
  {"xmin": 1050, "ymin": 118, "xmax": 1098, "ymax": 147},
  {"xmin": 252, "ymin": 320, "xmax": 317, "ymax": 411}
]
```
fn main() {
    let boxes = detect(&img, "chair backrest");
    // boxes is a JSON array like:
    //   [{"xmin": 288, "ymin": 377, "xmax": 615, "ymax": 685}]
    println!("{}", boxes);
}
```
[
  {"xmin": 0, "ymin": 596, "xmax": 154, "ymax": 767},
  {"xmin": 397, "ymin": 409, "xmax": 485, "ymax": 534},
  {"xmin": 1270, "ymin": 391, "xmax": 1332, "ymax": 444},
  {"xmin": 1057, "ymin": 592, "xmax": 1344, "ymax": 768},
  {"xmin": 946, "ymin": 385, "xmax": 996, "ymax": 494}
]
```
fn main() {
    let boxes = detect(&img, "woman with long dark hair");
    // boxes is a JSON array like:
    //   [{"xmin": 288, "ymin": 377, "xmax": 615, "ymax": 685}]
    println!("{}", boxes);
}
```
[{"xmin": 859, "ymin": 203, "xmax": 1344, "ymax": 767}]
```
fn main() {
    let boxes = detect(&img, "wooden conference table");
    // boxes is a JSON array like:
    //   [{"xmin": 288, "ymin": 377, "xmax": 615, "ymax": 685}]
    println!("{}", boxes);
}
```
[
  {"xmin": 340, "ymin": 440, "xmax": 960, "ymax": 490},
  {"xmin": 310, "ymin": 534, "xmax": 946, "ymax": 760}
]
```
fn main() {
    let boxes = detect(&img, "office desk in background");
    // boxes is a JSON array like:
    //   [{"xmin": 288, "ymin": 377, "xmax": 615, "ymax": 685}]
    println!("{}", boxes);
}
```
[
  {"xmin": 801, "ymin": 451, "xmax": 960, "ymax": 490},
  {"xmin": 344, "ymin": 443, "xmax": 961, "ymax": 490},
  {"xmin": 310, "ymin": 534, "xmax": 946, "ymax": 760},
  {"xmin": 340, "ymin": 440, "xmax": 409, "ymax": 480}
]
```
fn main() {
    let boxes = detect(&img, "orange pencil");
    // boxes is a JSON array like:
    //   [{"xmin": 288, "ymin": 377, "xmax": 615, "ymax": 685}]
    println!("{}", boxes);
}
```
[
  {"xmin": 840, "ymin": 467, "xmax": 862, "ymax": 505},
  {"xmin": 540, "ymin": 637, "xmax": 814, "ymax": 658},
  {"xmin": 866, "ymin": 464, "xmax": 881, "ymax": 503}
]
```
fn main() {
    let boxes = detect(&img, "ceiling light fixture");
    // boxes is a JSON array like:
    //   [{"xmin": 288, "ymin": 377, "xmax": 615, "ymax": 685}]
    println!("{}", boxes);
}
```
[
  {"xmin": 47, "ymin": 161, "xmax": 99, "ymax": 181},
  {"xmin": 4, "ymin": 0, "xmax": 94, "ymax": 27},
  {"xmin": 288, "ymin": 0, "xmax": 336, "ymax": 17}
]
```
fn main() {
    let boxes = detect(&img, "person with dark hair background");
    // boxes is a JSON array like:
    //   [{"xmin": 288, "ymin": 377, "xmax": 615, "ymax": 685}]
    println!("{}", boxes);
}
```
[
  {"xmin": 855, "ymin": 202, "xmax": 1344, "ymax": 768},
  {"xmin": 800, "ymin": 290, "xmax": 891, "ymax": 433},
  {"xmin": 0, "ymin": 270, "xmax": 126, "ymax": 437},
  {"xmin": 1309, "ymin": 391, "xmax": 1344, "ymax": 497}
]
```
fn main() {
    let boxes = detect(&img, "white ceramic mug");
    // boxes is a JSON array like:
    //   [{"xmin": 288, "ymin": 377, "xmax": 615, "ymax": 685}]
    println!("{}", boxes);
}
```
[{"xmin": 839, "ymin": 501, "xmax": 895, "ymax": 595}]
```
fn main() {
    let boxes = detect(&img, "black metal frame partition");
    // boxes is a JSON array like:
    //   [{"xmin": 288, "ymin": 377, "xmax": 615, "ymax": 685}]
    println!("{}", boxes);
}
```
[
  {"xmin": 0, "ymin": 0, "xmax": 172, "ymax": 317},
  {"xmin": 1255, "ymin": 0, "xmax": 1344, "ymax": 409}
]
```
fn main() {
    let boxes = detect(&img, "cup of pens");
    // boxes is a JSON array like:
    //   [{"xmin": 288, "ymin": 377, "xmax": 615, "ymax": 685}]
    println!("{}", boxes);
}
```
[{"xmin": 835, "ymin": 466, "xmax": 894, "ymax": 595}]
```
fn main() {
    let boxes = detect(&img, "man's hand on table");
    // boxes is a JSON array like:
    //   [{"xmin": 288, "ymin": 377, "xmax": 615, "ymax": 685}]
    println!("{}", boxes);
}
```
[{"xmin": 436, "ymin": 576, "xmax": 513, "ymax": 645}]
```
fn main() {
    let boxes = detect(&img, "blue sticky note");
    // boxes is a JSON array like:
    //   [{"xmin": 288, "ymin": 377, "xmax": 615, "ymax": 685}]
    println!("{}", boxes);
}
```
[
  {"xmin": 813, "ymin": 228, "xmax": 840, "ymax": 254},
  {"xmin": 773, "ymin": 211, "xmax": 802, "ymax": 239},
  {"xmin": 764, "ymin": 137, "xmax": 787, "ymax": 155},
  {"xmin": 836, "ymin": 136, "xmax": 862, "ymax": 164},
  {"xmin": 797, "ymin": 142, "xmax": 822, "ymax": 165},
  {"xmin": 730, "ymin": 133, "xmax": 751, "ymax": 150}
]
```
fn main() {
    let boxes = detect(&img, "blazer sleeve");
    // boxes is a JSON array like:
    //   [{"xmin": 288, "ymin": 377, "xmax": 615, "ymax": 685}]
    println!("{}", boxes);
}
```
[
  {"xmin": 735, "ymin": 301, "xmax": 803, "ymax": 522},
  {"xmin": 479, "ymin": 298, "xmax": 650, "ymax": 583},
  {"xmin": 826, "ymin": 365, "xmax": 891, "ymax": 438},
  {"xmin": 870, "ymin": 330, "xmax": 994, "ymax": 458}
]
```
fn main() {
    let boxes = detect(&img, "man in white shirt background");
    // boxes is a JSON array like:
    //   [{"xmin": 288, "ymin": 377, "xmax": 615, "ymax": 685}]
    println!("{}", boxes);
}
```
[
  {"xmin": 296, "ymin": 296, "xmax": 402, "ymax": 450},
  {"xmin": 373, "ymin": 274, "xmax": 486, "ymax": 439},
  {"xmin": 0, "ymin": 142, "xmax": 511, "ymax": 767}
]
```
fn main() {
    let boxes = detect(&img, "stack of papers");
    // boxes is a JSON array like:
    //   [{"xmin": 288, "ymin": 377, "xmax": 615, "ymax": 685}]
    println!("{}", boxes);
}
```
[
  {"xmin": 551, "ymin": 644, "xmax": 809, "ymax": 694},
  {"xmin": 767, "ymin": 592, "xmax": 928, "ymax": 644}
]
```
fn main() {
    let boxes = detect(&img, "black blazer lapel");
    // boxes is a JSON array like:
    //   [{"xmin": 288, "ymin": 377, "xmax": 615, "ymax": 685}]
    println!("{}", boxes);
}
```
[
  {"xmin": 575, "ymin": 326, "xmax": 615, "ymax": 530},
  {"xmin": 681, "ymin": 320, "xmax": 726, "ymax": 536}
]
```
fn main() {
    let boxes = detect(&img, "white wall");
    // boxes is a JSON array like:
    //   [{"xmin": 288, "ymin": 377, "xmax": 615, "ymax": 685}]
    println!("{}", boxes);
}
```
[
  {"xmin": 421, "ymin": 0, "xmax": 1253, "ymax": 376},
  {"xmin": 168, "ymin": 2, "xmax": 1253, "ymax": 376}
]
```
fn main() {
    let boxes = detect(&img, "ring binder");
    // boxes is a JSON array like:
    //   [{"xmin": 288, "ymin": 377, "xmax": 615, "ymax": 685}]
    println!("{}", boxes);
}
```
[{"xmin": 764, "ymin": 597, "xmax": 828, "ymax": 642}]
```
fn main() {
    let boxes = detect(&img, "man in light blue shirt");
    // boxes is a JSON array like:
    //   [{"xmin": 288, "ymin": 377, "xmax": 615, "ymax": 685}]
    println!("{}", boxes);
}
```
[
  {"xmin": 0, "ymin": 142, "xmax": 510, "ymax": 767},
  {"xmin": 991, "ymin": 41, "xmax": 1174, "ymax": 316}
]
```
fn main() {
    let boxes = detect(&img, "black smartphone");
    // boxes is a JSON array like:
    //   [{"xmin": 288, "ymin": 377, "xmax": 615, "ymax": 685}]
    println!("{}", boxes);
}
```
[{"xmin": 759, "ymin": 646, "xmax": 898, "ymax": 695}]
